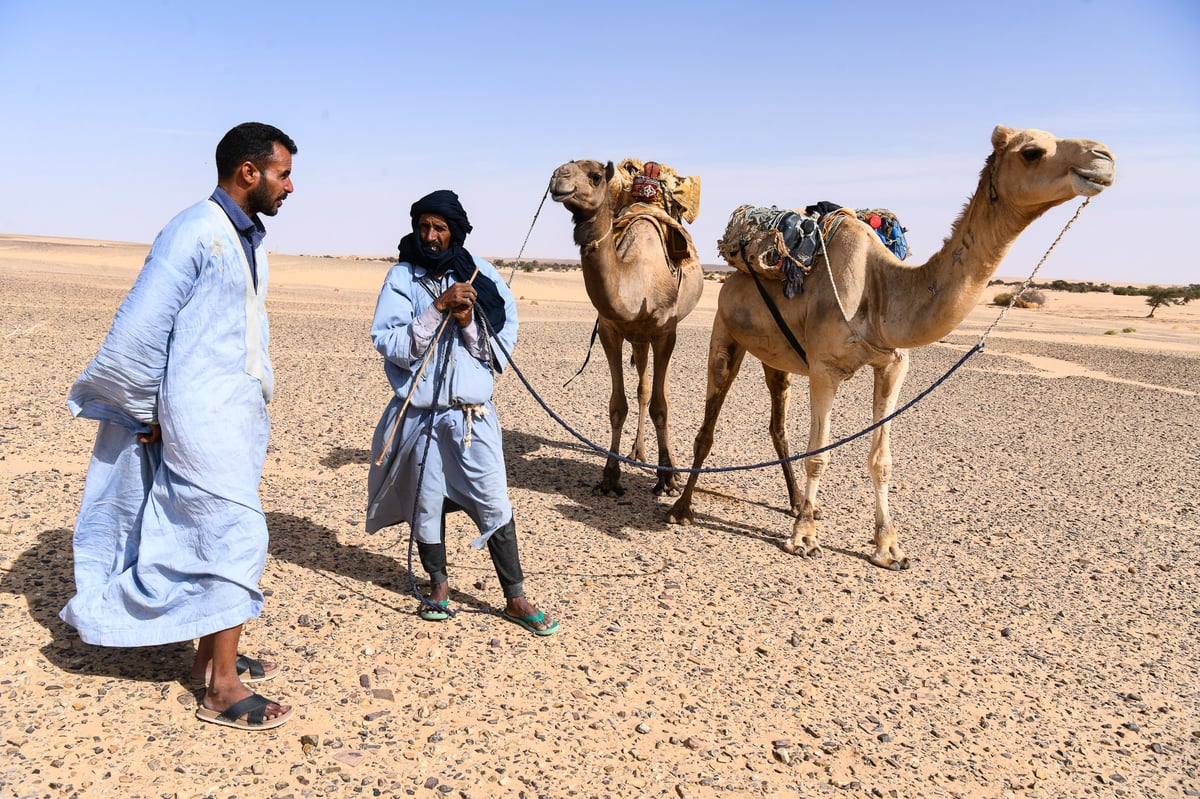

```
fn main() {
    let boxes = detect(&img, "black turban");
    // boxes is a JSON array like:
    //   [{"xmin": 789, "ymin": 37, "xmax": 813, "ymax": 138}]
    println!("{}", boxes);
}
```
[{"xmin": 398, "ymin": 190, "xmax": 506, "ymax": 334}]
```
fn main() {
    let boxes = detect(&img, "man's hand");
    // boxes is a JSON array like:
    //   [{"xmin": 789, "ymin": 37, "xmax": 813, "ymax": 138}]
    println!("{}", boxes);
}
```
[
  {"xmin": 137, "ymin": 423, "xmax": 162, "ymax": 445},
  {"xmin": 434, "ymin": 282, "xmax": 477, "ymax": 327}
]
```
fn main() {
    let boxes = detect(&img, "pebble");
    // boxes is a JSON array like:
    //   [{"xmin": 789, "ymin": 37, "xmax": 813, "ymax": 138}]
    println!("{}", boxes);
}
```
[{"xmin": 333, "ymin": 751, "xmax": 365, "ymax": 767}]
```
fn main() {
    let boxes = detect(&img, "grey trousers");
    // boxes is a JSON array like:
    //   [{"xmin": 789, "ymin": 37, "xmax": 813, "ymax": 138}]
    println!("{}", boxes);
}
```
[{"xmin": 417, "ymin": 511, "xmax": 525, "ymax": 599}]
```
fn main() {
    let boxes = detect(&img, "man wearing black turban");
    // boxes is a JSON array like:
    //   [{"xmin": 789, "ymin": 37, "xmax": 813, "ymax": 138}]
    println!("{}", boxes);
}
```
[
  {"xmin": 367, "ymin": 190, "xmax": 558, "ymax": 636},
  {"xmin": 397, "ymin": 189, "xmax": 507, "ymax": 335}
]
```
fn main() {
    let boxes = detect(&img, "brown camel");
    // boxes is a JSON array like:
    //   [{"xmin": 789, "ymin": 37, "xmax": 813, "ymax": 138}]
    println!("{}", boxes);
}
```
[
  {"xmin": 666, "ymin": 126, "xmax": 1116, "ymax": 568},
  {"xmin": 550, "ymin": 160, "xmax": 705, "ymax": 496}
]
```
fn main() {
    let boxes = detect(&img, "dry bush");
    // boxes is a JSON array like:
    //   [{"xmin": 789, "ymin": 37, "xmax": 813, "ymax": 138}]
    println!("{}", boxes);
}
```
[
  {"xmin": 994, "ymin": 289, "xmax": 1045, "ymax": 308},
  {"xmin": 1015, "ymin": 289, "xmax": 1046, "ymax": 308}
]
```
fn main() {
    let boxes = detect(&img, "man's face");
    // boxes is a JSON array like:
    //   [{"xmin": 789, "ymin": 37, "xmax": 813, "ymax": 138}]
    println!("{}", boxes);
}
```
[
  {"xmin": 418, "ymin": 213, "xmax": 452, "ymax": 252},
  {"xmin": 247, "ymin": 142, "xmax": 294, "ymax": 217}
]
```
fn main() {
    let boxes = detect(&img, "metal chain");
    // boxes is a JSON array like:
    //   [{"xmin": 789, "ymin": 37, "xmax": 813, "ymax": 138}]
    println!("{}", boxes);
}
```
[
  {"xmin": 506, "ymin": 181, "xmax": 552, "ymax": 286},
  {"xmin": 978, "ymin": 197, "xmax": 1091, "ymax": 344}
]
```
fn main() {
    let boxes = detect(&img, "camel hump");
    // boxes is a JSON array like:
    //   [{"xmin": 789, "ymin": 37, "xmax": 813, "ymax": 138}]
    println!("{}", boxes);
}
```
[{"xmin": 609, "ymin": 158, "xmax": 701, "ymax": 224}]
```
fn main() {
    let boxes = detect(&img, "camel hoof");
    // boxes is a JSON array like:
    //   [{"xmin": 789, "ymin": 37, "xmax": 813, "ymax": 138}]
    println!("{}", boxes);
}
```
[
  {"xmin": 592, "ymin": 484, "xmax": 626, "ymax": 498},
  {"xmin": 664, "ymin": 506, "xmax": 693, "ymax": 526},
  {"xmin": 653, "ymin": 483, "xmax": 682, "ymax": 498},
  {"xmin": 783, "ymin": 539, "xmax": 821, "ymax": 558},
  {"xmin": 870, "ymin": 555, "xmax": 910, "ymax": 571}
]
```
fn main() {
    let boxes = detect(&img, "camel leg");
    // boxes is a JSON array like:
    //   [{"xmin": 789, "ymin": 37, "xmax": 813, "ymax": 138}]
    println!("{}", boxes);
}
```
[
  {"xmin": 648, "ymin": 330, "xmax": 681, "ymax": 497},
  {"xmin": 867, "ymin": 352, "xmax": 911, "ymax": 570},
  {"xmin": 784, "ymin": 373, "xmax": 840, "ymax": 557},
  {"xmin": 628, "ymin": 339, "xmax": 651, "ymax": 464},
  {"xmin": 666, "ymin": 321, "xmax": 746, "ymax": 525},
  {"xmin": 762, "ymin": 364, "xmax": 803, "ymax": 517},
  {"xmin": 596, "ymin": 321, "xmax": 628, "ymax": 497}
]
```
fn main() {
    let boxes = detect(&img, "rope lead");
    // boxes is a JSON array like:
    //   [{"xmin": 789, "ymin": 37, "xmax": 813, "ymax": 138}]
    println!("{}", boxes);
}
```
[{"xmin": 490, "ymin": 198, "xmax": 1092, "ymax": 475}]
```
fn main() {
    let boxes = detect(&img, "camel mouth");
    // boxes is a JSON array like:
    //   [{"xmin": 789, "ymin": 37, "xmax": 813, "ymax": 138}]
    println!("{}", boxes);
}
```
[
  {"xmin": 1071, "ymin": 169, "xmax": 1114, "ymax": 197},
  {"xmin": 550, "ymin": 189, "xmax": 574, "ymax": 203}
]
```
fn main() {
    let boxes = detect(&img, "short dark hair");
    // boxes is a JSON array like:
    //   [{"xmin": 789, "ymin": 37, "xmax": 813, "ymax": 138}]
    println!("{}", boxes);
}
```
[{"xmin": 215, "ymin": 122, "xmax": 298, "ymax": 179}]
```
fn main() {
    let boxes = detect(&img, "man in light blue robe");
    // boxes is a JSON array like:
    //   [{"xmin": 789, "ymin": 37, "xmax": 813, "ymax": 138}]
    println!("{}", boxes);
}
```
[
  {"xmin": 62, "ymin": 123, "xmax": 299, "ymax": 730},
  {"xmin": 367, "ymin": 190, "xmax": 558, "ymax": 635}
]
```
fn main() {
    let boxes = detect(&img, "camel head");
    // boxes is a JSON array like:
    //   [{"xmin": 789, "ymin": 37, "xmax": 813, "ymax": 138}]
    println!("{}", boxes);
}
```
[
  {"xmin": 550, "ymin": 159, "xmax": 616, "ymax": 221},
  {"xmin": 986, "ymin": 126, "xmax": 1115, "ymax": 218}
]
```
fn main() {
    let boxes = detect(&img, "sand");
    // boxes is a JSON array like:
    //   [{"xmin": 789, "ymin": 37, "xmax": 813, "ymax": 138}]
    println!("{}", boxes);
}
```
[{"xmin": 1, "ymin": 234, "xmax": 1198, "ymax": 799}]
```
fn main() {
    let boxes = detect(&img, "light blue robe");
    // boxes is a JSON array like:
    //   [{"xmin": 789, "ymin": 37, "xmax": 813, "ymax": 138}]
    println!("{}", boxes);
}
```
[
  {"xmin": 61, "ymin": 199, "xmax": 273, "ymax": 647},
  {"xmin": 366, "ymin": 257, "xmax": 518, "ymax": 547}
]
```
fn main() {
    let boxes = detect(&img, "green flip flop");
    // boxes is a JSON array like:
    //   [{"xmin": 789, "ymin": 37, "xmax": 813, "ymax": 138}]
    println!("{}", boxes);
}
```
[
  {"xmin": 502, "ymin": 609, "xmax": 559, "ymax": 636},
  {"xmin": 418, "ymin": 599, "xmax": 450, "ymax": 621}
]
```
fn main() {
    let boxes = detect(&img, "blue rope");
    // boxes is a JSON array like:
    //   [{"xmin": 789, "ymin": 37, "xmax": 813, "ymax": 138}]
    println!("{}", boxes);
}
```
[
  {"xmin": 483, "ymin": 196, "xmax": 1090, "ymax": 477},
  {"xmin": 404, "ymin": 322, "xmax": 463, "ymax": 618},
  {"xmin": 392, "ymin": 189, "xmax": 1093, "ymax": 611},
  {"xmin": 487, "ymin": 327, "xmax": 985, "ymax": 475}
]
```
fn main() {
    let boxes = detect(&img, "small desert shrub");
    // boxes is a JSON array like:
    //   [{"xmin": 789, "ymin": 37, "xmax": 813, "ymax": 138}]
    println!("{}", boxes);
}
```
[
  {"xmin": 993, "ymin": 289, "xmax": 1044, "ymax": 308},
  {"xmin": 1105, "ymin": 329, "xmax": 1118, "ymax": 335},
  {"xmin": 1015, "ymin": 289, "xmax": 1046, "ymax": 308},
  {"xmin": 1122, "ymin": 327, "xmax": 1136, "ymax": 333}
]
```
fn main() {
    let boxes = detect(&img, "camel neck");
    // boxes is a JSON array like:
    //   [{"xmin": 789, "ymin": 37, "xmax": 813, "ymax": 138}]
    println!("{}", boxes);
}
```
[
  {"xmin": 874, "ymin": 173, "xmax": 1033, "ymax": 349},
  {"xmin": 575, "ymin": 205, "xmax": 614, "ymax": 256}
]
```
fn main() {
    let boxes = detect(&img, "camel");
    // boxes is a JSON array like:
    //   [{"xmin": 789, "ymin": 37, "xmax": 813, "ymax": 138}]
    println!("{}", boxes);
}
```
[
  {"xmin": 666, "ymin": 126, "xmax": 1116, "ymax": 569},
  {"xmin": 550, "ymin": 159, "xmax": 705, "ymax": 496}
]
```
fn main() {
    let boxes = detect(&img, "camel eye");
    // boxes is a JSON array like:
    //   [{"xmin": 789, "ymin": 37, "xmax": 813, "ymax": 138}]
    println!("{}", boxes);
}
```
[
  {"xmin": 589, "ymin": 172, "xmax": 603, "ymax": 186},
  {"xmin": 1020, "ymin": 146, "xmax": 1046, "ymax": 163}
]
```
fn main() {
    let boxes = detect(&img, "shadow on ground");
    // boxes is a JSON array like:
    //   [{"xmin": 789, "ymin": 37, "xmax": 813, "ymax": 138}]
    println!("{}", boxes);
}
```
[{"xmin": 1, "ymin": 526, "xmax": 196, "ymax": 682}]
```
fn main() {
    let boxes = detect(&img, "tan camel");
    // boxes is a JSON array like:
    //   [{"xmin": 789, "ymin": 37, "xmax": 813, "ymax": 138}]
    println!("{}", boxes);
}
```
[
  {"xmin": 666, "ymin": 126, "xmax": 1116, "ymax": 569},
  {"xmin": 550, "ymin": 160, "xmax": 705, "ymax": 496}
]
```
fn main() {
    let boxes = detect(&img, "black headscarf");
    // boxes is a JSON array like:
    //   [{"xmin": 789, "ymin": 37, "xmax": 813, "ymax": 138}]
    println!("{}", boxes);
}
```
[{"xmin": 398, "ymin": 189, "xmax": 506, "ymax": 334}]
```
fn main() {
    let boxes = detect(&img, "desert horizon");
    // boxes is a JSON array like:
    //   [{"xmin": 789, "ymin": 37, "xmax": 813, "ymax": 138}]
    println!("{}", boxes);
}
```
[
  {"xmin": 1, "ymin": 233, "xmax": 1197, "ymax": 798},
  {"xmin": 4, "ymin": 232, "xmax": 1197, "ymax": 291}
]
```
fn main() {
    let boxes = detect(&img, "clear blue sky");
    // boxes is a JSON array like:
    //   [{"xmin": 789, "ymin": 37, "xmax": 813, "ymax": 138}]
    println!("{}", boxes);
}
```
[{"xmin": 2, "ymin": 0, "xmax": 1197, "ymax": 285}]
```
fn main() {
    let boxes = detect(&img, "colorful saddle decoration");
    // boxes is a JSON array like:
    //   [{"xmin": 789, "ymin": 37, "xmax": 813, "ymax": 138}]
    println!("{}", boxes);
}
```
[
  {"xmin": 859, "ymin": 208, "xmax": 909, "ymax": 260},
  {"xmin": 718, "ymin": 202, "xmax": 909, "ymax": 297},
  {"xmin": 608, "ymin": 159, "xmax": 702, "ymax": 277}
]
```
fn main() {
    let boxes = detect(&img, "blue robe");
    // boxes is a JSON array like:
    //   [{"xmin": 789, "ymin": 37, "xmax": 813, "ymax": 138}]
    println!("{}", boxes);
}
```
[
  {"xmin": 366, "ymin": 257, "xmax": 518, "ymax": 547},
  {"xmin": 61, "ymin": 199, "xmax": 273, "ymax": 647}
]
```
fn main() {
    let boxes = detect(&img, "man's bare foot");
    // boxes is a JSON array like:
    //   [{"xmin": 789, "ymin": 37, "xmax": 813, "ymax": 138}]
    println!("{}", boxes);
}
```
[
  {"xmin": 196, "ymin": 683, "xmax": 293, "ymax": 730},
  {"xmin": 502, "ymin": 596, "xmax": 559, "ymax": 635}
]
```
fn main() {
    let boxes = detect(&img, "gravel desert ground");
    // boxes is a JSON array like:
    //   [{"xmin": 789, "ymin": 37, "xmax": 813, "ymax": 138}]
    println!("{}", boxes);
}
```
[{"xmin": 2, "ymin": 235, "xmax": 1198, "ymax": 799}]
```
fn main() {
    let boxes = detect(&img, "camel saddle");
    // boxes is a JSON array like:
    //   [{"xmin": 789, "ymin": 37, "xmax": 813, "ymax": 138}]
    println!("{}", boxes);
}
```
[
  {"xmin": 609, "ymin": 158, "xmax": 702, "ymax": 278},
  {"xmin": 612, "ymin": 203, "xmax": 700, "ymax": 280},
  {"xmin": 609, "ymin": 158, "xmax": 701, "ymax": 224},
  {"xmin": 718, "ymin": 203, "xmax": 908, "ymax": 320}
]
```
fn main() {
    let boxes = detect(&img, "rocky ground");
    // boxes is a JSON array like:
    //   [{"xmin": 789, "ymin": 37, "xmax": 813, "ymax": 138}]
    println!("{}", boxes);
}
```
[{"xmin": 2, "ymin": 240, "xmax": 1198, "ymax": 798}]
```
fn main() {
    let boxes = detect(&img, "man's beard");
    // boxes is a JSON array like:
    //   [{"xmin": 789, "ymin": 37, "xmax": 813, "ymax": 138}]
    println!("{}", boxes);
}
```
[{"xmin": 250, "ymin": 183, "xmax": 284, "ymax": 217}]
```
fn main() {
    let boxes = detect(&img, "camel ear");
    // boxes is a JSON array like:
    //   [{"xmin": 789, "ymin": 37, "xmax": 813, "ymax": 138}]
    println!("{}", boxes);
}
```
[
  {"xmin": 992, "ymin": 125, "xmax": 1017, "ymax": 150},
  {"xmin": 605, "ymin": 161, "xmax": 615, "ymax": 183}
]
